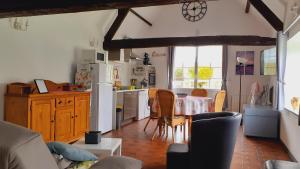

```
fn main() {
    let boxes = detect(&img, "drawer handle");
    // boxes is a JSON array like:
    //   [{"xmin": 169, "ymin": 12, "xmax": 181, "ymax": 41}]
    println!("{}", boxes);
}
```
[
  {"xmin": 75, "ymin": 115, "xmax": 78, "ymax": 118},
  {"xmin": 50, "ymin": 120, "xmax": 55, "ymax": 123},
  {"xmin": 71, "ymin": 116, "xmax": 74, "ymax": 119},
  {"xmin": 68, "ymin": 100, "xmax": 72, "ymax": 104},
  {"xmin": 58, "ymin": 101, "xmax": 62, "ymax": 104}
]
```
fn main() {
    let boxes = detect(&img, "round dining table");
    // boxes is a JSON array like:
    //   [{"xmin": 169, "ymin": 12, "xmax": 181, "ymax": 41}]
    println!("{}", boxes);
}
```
[{"xmin": 175, "ymin": 96, "xmax": 213, "ymax": 134}]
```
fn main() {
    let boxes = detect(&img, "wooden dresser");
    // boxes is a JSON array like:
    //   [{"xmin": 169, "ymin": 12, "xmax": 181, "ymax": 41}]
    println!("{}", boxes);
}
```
[{"xmin": 4, "ymin": 82, "xmax": 90, "ymax": 143}]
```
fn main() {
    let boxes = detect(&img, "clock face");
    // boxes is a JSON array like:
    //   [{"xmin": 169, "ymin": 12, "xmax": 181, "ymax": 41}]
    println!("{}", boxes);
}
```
[{"xmin": 182, "ymin": 1, "xmax": 207, "ymax": 22}]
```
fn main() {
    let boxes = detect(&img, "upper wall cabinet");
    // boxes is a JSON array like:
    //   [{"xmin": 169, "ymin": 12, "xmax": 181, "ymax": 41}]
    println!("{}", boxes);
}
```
[{"xmin": 108, "ymin": 49, "xmax": 131, "ymax": 62}]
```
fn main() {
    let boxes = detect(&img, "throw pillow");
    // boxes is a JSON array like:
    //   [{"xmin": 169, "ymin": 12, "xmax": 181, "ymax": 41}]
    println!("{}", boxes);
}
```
[{"xmin": 47, "ymin": 142, "xmax": 98, "ymax": 162}]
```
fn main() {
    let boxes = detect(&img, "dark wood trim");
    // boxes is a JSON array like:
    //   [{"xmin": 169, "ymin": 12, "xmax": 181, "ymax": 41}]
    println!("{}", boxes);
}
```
[
  {"xmin": 0, "ymin": 0, "xmax": 203, "ymax": 18},
  {"xmin": 245, "ymin": 0, "xmax": 251, "ymax": 13},
  {"xmin": 103, "ymin": 36, "xmax": 276, "ymax": 50},
  {"xmin": 249, "ymin": 0, "xmax": 283, "ymax": 31},
  {"xmin": 104, "ymin": 9, "xmax": 129, "ymax": 41},
  {"xmin": 129, "ymin": 9, "xmax": 152, "ymax": 26}
]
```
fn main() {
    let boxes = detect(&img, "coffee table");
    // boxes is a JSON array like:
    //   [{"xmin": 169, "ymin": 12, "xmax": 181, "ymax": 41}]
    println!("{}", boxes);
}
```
[{"xmin": 73, "ymin": 138, "xmax": 122, "ymax": 159}]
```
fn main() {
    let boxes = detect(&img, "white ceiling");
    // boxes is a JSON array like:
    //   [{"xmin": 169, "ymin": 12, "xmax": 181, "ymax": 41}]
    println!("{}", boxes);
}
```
[{"xmin": 114, "ymin": 0, "xmax": 281, "ymax": 39}]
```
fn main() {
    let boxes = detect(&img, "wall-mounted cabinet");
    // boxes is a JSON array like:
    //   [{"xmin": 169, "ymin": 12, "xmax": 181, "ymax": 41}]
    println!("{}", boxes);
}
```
[{"xmin": 108, "ymin": 49, "xmax": 131, "ymax": 62}]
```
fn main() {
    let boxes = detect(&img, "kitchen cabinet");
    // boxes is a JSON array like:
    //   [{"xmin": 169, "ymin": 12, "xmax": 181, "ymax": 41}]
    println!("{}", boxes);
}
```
[
  {"xmin": 123, "ymin": 92, "xmax": 138, "ymax": 120},
  {"xmin": 108, "ymin": 49, "xmax": 131, "ymax": 62},
  {"xmin": 112, "ymin": 89, "xmax": 150, "ymax": 129},
  {"xmin": 5, "ymin": 91, "xmax": 90, "ymax": 143},
  {"xmin": 137, "ymin": 90, "xmax": 150, "ymax": 120}
]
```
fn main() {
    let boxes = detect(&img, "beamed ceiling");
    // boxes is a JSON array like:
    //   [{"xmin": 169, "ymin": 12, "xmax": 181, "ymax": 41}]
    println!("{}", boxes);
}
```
[{"xmin": 0, "ymin": 0, "xmax": 217, "ymax": 18}]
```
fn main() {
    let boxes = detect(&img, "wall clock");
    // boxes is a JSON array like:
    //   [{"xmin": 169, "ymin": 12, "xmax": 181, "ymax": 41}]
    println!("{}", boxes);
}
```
[{"xmin": 181, "ymin": 1, "xmax": 207, "ymax": 22}]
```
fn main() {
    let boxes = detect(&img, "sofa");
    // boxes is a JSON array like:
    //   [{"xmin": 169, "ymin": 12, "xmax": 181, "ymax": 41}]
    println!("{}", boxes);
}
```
[
  {"xmin": 167, "ymin": 112, "xmax": 242, "ymax": 169},
  {"xmin": 0, "ymin": 120, "xmax": 142, "ymax": 169}
]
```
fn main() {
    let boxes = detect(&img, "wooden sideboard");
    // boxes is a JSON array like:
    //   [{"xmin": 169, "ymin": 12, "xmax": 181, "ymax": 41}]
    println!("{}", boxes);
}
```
[{"xmin": 5, "ymin": 91, "xmax": 90, "ymax": 143}]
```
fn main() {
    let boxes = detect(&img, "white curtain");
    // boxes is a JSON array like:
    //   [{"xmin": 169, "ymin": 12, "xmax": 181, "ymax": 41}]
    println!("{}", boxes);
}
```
[{"xmin": 276, "ymin": 31, "xmax": 288, "ymax": 110}]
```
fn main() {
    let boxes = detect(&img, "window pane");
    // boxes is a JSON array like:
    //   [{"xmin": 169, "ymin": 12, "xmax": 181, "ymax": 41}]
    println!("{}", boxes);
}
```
[
  {"xmin": 174, "ymin": 47, "xmax": 196, "ymax": 67},
  {"xmin": 173, "ymin": 46, "xmax": 223, "ymax": 89},
  {"xmin": 197, "ymin": 45, "xmax": 223, "ymax": 89},
  {"xmin": 173, "ymin": 47, "xmax": 196, "ymax": 88},
  {"xmin": 284, "ymin": 32, "xmax": 300, "ymax": 113},
  {"xmin": 197, "ymin": 46, "xmax": 223, "ymax": 67}
]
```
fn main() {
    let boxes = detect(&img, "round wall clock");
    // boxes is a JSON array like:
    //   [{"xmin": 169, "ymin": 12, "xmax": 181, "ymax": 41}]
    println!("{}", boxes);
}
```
[{"xmin": 181, "ymin": 1, "xmax": 207, "ymax": 22}]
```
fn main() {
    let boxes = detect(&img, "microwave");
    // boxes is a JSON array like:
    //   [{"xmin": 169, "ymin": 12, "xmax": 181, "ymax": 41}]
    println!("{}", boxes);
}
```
[{"xmin": 80, "ymin": 49, "xmax": 107, "ymax": 64}]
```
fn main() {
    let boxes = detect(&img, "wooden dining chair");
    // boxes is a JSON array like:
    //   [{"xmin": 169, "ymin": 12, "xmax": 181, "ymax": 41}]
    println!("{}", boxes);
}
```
[
  {"xmin": 191, "ymin": 88, "xmax": 208, "ymax": 97},
  {"xmin": 153, "ymin": 89, "xmax": 185, "ymax": 142},
  {"xmin": 144, "ymin": 88, "xmax": 159, "ymax": 132},
  {"xmin": 214, "ymin": 90, "xmax": 226, "ymax": 112}
]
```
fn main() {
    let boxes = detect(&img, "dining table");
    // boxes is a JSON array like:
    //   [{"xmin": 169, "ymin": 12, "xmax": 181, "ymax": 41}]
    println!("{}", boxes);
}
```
[
  {"xmin": 175, "ymin": 96, "xmax": 213, "ymax": 133},
  {"xmin": 152, "ymin": 95, "xmax": 213, "ymax": 136}
]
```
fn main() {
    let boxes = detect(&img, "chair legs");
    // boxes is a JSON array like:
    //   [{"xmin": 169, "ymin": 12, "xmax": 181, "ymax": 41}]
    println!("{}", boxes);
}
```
[
  {"xmin": 172, "ymin": 127, "xmax": 175, "ymax": 143},
  {"xmin": 151, "ymin": 124, "xmax": 159, "ymax": 140},
  {"xmin": 152, "ymin": 120, "xmax": 186, "ymax": 143},
  {"xmin": 144, "ymin": 118, "xmax": 151, "ymax": 132}
]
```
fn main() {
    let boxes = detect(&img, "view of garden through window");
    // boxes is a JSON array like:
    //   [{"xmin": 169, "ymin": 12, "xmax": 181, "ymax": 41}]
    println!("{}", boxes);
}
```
[{"xmin": 173, "ymin": 46, "xmax": 223, "ymax": 89}]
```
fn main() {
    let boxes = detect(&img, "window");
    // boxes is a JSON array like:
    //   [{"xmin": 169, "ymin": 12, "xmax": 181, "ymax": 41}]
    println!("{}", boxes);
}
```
[
  {"xmin": 284, "ymin": 32, "xmax": 300, "ymax": 114},
  {"xmin": 260, "ymin": 47, "xmax": 276, "ymax": 75},
  {"xmin": 173, "ymin": 46, "xmax": 223, "ymax": 89}
]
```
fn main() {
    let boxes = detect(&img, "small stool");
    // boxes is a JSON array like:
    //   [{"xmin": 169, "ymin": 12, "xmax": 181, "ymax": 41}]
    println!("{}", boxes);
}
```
[{"xmin": 167, "ymin": 144, "xmax": 189, "ymax": 169}]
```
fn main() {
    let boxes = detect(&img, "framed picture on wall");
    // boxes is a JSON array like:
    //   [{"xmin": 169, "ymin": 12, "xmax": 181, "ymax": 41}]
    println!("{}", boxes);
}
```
[
  {"xmin": 34, "ymin": 79, "xmax": 48, "ymax": 94},
  {"xmin": 235, "ymin": 51, "xmax": 255, "ymax": 75}
]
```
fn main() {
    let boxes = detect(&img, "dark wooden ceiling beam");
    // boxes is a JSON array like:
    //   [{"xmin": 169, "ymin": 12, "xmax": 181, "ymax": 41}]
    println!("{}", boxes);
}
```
[
  {"xmin": 0, "ymin": 0, "xmax": 212, "ymax": 18},
  {"xmin": 105, "ymin": 9, "xmax": 129, "ymax": 41},
  {"xmin": 245, "ymin": 0, "xmax": 251, "ymax": 13},
  {"xmin": 129, "ymin": 9, "xmax": 152, "ymax": 27},
  {"xmin": 103, "ymin": 36, "xmax": 276, "ymax": 50},
  {"xmin": 248, "ymin": 0, "xmax": 283, "ymax": 31}
]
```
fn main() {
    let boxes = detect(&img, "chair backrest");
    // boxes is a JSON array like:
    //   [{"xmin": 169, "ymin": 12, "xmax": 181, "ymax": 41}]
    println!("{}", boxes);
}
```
[
  {"xmin": 214, "ymin": 90, "xmax": 226, "ymax": 112},
  {"xmin": 0, "ymin": 121, "xmax": 59, "ymax": 169},
  {"xmin": 148, "ymin": 88, "xmax": 158, "ymax": 99},
  {"xmin": 148, "ymin": 88, "xmax": 159, "ymax": 116},
  {"xmin": 191, "ymin": 89, "xmax": 208, "ymax": 97},
  {"xmin": 190, "ymin": 112, "xmax": 242, "ymax": 169},
  {"xmin": 157, "ymin": 89, "xmax": 175, "ymax": 119}
]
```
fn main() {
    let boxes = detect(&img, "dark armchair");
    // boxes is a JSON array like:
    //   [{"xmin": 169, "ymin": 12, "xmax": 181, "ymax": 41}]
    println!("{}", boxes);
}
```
[{"xmin": 167, "ymin": 112, "xmax": 242, "ymax": 169}]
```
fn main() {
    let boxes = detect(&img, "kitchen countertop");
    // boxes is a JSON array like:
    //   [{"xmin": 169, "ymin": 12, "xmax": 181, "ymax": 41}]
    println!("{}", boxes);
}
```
[{"xmin": 114, "ymin": 89, "xmax": 148, "ymax": 93}]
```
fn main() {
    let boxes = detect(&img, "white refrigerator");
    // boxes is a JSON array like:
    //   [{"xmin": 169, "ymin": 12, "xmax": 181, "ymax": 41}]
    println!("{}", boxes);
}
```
[{"xmin": 76, "ymin": 63, "xmax": 113, "ymax": 133}]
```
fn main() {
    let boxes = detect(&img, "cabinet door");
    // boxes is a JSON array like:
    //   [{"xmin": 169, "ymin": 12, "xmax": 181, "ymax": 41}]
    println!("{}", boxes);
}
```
[
  {"xmin": 55, "ymin": 108, "xmax": 74, "ymax": 142},
  {"xmin": 31, "ymin": 99, "xmax": 55, "ymax": 142},
  {"xmin": 123, "ymin": 92, "xmax": 138, "ymax": 120},
  {"xmin": 74, "ymin": 96, "xmax": 90, "ymax": 137}
]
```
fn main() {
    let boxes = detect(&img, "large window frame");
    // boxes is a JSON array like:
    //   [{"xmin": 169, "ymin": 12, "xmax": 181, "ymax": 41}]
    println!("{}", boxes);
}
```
[
  {"xmin": 172, "ymin": 45, "xmax": 223, "ymax": 89},
  {"xmin": 284, "ymin": 32, "xmax": 300, "ymax": 114}
]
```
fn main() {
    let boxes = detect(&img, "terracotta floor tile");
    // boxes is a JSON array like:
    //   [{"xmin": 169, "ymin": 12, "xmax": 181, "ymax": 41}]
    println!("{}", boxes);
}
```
[{"xmin": 105, "ymin": 118, "xmax": 290, "ymax": 169}]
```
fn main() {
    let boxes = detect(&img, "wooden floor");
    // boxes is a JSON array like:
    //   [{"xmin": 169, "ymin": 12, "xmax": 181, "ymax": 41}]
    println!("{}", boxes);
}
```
[{"xmin": 105, "ymin": 118, "xmax": 290, "ymax": 169}]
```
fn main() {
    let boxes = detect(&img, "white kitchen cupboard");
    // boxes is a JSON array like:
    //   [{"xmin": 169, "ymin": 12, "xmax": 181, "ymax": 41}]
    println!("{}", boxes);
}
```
[{"xmin": 137, "ymin": 90, "xmax": 150, "ymax": 120}]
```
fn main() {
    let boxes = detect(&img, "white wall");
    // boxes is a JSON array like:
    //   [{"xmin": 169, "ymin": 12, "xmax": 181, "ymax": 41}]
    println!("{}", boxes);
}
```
[
  {"xmin": 227, "ymin": 46, "xmax": 274, "ymax": 112},
  {"xmin": 0, "ymin": 10, "xmax": 114, "ymax": 120},
  {"xmin": 115, "ymin": 0, "xmax": 276, "ymax": 39},
  {"xmin": 132, "ymin": 47, "xmax": 169, "ymax": 89}
]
